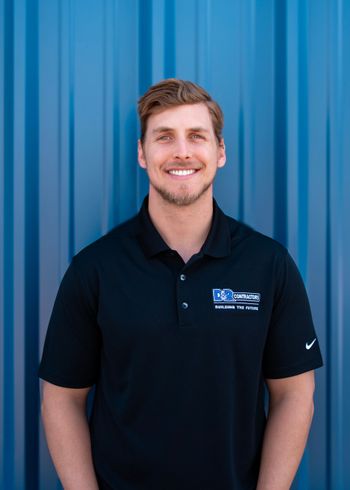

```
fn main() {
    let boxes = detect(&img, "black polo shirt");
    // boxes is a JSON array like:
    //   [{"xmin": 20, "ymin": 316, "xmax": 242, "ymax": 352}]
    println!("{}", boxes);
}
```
[{"xmin": 39, "ymin": 196, "xmax": 323, "ymax": 490}]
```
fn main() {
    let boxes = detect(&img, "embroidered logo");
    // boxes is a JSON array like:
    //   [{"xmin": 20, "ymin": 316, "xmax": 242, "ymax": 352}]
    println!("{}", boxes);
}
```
[
  {"xmin": 212, "ymin": 289, "xmax": 261, "ymax": 311},
  {"xmin": 305, "ymin": 338, "xmax": 317, "ymax": 350}
]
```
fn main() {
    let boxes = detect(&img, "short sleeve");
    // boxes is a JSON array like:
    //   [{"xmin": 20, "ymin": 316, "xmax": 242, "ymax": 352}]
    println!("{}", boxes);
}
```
[
  {"xmin": 38, "ymin": 257, "xmax": 101, "ymax": 388},
  {"xmin": 263, "ymin": 250, "xmax": 323, "ymax": 379}
]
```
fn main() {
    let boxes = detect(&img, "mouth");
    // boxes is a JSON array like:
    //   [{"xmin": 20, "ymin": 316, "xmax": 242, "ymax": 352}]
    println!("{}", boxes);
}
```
[{"xmin": 167, "ymin": 169, "xmax": 198, "ymax": 176}]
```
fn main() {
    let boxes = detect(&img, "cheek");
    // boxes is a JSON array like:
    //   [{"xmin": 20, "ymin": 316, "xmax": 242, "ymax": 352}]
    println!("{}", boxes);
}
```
[
  {"xmin": 203, "ymin": 150, "xmax": 220, "ymax": 167},
  {"xmin": 147, "ymin": 148, "xmax": 171, "ymax": 167}
]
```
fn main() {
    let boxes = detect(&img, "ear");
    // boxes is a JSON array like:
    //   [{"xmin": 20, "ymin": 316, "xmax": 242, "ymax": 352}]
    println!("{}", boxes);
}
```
[
  {"xmin": 217, "ymin": 138, "xmax": 226, "ymax": 168},
  {"xmin": 138, "ymin": 140, "xmax": 147, "ymax": 169}
]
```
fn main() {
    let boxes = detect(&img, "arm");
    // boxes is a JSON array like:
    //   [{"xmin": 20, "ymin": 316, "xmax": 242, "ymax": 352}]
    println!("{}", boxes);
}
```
[
  {"xmin": 256, "ymin": 371, "xmax": 315, "ymax": 490},
  {"xmin": 41, "ymin": 380, "xmax": 99, "ymax": 490}
]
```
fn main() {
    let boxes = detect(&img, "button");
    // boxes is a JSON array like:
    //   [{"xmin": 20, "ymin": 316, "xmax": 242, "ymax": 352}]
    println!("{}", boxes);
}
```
[
  {"xmin": 181, "ymin": 302, "xmax": 189, "ymax": 309},
  {"xmin": 180, "ymin": 274, "xmax": 186, "ymax": 281}
]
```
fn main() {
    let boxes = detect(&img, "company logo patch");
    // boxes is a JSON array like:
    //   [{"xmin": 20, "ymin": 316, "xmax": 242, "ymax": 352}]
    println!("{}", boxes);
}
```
[{"xmin": 212, "ymin": 289, "xmax": 261, "ymax": 311}]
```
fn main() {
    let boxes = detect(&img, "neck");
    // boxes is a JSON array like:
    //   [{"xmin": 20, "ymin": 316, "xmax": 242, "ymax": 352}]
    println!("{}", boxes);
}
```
[{"xmin": 147, "ymin": 187, "xmax": 214, "ymax": 263}]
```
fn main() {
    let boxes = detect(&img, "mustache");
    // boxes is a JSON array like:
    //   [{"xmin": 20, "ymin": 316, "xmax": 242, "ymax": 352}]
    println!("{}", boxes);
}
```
[{"xmin": 164, "ymin": 162, "xmax": 203, "ymax": 171}]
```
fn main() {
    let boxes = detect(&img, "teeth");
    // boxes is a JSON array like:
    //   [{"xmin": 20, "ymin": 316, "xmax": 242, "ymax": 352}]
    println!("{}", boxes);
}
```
[{"xmin": 168, "ymin": 169, "xmax": 196, "ymax": 176}]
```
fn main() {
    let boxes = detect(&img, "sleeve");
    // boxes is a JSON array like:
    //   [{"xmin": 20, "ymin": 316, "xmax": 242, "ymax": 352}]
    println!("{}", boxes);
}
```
[
  {"xmin": 262, "ymin": 250, "xmax": 323, "ymax": 379},
  {"xmin": 38, "ymin": 257, "xmax": 101, "ymax": 388}
]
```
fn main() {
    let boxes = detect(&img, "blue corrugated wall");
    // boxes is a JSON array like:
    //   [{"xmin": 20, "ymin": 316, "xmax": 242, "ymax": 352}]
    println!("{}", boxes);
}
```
[{"xmin": 1, "ymin": 1, "xmax": 349, "ymax": 489}]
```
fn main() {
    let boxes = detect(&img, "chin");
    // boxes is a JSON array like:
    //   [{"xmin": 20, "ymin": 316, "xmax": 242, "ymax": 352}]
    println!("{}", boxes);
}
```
[{"xmin": 152, "ymin": 183, "xmax": 212, "ymax": 207}]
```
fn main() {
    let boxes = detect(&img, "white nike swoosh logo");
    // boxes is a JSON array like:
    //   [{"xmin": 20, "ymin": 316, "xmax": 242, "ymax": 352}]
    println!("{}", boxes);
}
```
[{"xmin": 305, "ymin": 339, "xmax": 317, "ymax": 350}]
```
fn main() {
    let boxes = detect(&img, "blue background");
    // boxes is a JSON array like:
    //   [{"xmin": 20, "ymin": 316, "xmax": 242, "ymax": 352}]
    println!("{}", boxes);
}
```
[{"xmin": 1, "ymin": 0, "xmax": 349, "ymax": 488}]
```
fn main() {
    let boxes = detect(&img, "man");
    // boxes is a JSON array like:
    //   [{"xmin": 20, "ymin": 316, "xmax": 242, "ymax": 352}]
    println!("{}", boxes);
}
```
[{"xmin": 39, "ymin": 78, "xmax": 323, "ymax": 490}]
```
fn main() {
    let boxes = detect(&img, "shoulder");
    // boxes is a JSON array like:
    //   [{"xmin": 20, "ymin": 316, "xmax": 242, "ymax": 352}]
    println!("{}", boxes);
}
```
[
  {"xmin": 224, "ymin": 216, "xmax": 306, "ymax": 296},
  {"xmin": 225, "ymin": 214, "xmax": 288, "ymax": 263},
  {"xmin": 71, "ymin": 213, "xmax": 139, "ymax": 274}
]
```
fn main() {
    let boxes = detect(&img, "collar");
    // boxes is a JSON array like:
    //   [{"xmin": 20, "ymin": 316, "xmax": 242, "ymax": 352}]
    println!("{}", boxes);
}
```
[{"xmin": 137, "ymin": 195, "xmax": 232, "ymax": 259}]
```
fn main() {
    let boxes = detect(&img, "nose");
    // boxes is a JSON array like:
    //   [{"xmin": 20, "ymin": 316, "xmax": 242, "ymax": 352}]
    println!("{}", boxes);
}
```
[{"xmin": 173, "ymin": 138, "xmax": 192, "ymax": 159}]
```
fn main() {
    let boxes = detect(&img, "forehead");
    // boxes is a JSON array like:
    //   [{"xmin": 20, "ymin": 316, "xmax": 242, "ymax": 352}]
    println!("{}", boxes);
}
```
[{"xmin": 146, "ymin": 103, "xmax": 214, "ymax": 132}]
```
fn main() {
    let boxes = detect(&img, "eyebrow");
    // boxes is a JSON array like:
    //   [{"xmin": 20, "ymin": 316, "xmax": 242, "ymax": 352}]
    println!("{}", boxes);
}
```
[
  {"xmin": 189, "ymin": 127, "xmax": 210, "ymax": 133},
  {"xmin": 151, "ymin": 126, "xmax": 210, "ymax": 134},
  {"xmin": 151, "ymin": 127, "xmax": 173, "ymax": 134}
]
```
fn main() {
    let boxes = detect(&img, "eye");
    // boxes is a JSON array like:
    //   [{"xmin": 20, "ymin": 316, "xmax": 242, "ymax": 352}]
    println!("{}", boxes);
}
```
[
  {"xmin": 190, "ymin": 133, "xmax": 205, "ymax": 140},
  {"xmin": 157, "ymin": 134, "xmax": 172, "ymax": 141}
]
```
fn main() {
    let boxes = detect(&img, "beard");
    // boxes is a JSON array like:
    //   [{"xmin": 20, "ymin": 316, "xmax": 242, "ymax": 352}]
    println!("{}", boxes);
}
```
[{"xmin": 150, "ymin": 179, "xmax": 213, "ymax": 207}]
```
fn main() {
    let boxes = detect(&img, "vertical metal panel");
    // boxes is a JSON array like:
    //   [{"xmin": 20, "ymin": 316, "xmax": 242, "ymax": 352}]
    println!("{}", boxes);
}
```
[
  {"xmin": 1, "ymin": 0, "xmax": 14, "ymax": 486},
  {"xmin": 1, "ymin": 1, "xmax": 350, "ymax": 488},
  {"xmin": 328, "ymin": 1, "xmax": 350, "ymax": 487},
  {"xmin": 0, "ymin": 1, "xmax": 4, "ymax": 485},
  {"xmin": 14, "ymin": 0, "xmax": 27, "ymax": 485}
]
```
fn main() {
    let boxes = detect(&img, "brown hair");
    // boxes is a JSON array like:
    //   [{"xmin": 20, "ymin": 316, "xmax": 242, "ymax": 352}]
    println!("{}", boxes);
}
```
[{"xmin": 138, "ymin": 78, "xmax": 224, "ymax": 143}]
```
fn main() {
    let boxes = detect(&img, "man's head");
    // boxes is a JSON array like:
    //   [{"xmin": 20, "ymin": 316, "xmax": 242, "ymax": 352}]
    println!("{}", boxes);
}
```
[
  {"xmin": 138, "ymin": 78, "xmax": 224, "ymax": 145},
  {"xmin": 137, "ymin": 79, "xmax": 226, "ymax": 207}
]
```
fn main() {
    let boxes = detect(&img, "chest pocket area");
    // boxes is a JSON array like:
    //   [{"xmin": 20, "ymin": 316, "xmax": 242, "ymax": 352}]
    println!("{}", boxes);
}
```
[{"xmin": 200, "ymin": 287, "xmax": 264, "ymax": 335}]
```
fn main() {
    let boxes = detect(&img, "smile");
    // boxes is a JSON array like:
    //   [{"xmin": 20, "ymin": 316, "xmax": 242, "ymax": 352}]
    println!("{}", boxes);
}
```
[{"xmin": 167, "ymin": 169, "xmax": 197, "ymax": 176}]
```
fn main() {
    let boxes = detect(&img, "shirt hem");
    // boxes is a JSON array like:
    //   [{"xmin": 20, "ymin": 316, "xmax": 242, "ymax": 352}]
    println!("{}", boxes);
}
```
[
  {"xmin": 38, "ymin": 369, "xmax": 96, "ymax": 389},
  {"xmin": 264, "ymin": 358, "xmax": 323, "ymax": 379}
]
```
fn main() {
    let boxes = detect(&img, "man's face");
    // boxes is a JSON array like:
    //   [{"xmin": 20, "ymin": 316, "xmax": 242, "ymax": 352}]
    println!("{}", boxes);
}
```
[{"xmin": 138, "ymin": 103, "xmax": 226, "ymax": 206}]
